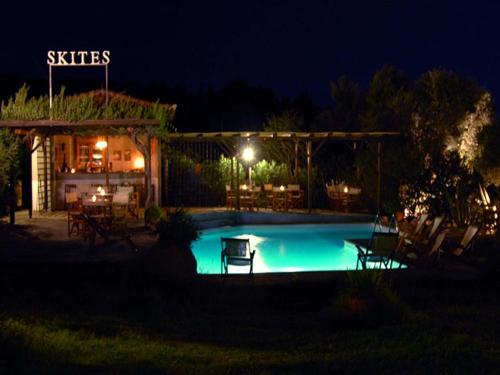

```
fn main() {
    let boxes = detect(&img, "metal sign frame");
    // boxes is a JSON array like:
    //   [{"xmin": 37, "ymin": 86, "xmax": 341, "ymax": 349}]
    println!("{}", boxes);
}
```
[{"xmin": 47, "ymin": 51, "xmax": 110, "ymax": 110}]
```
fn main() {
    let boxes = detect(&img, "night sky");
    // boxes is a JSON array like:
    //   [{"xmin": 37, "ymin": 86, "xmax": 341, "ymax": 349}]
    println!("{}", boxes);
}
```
[{"xmin": 1, "ymin": 0, "xmax": 500, "ymax": 105}]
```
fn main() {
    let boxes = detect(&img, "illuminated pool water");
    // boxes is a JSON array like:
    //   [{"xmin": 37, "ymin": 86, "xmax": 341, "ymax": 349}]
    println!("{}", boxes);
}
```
[{"xmin": 192, "ymin": 223, "xmax": 393, "ymax": 274}]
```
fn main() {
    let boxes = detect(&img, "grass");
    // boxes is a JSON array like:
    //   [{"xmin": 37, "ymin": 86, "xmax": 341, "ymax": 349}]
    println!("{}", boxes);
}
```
[{"xmin": 0, "ymin": 262, "xmax": 499, "ymax": 373}]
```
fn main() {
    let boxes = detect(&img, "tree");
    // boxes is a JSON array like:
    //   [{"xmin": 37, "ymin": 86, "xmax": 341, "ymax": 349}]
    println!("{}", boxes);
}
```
[
  {"xmin": 405, "ymin": 69, "xmax": 493, "ymax": 221},
  {"xmin": 356, "ymin": 66, "xmax": 415, "ymax": 213},
  {"xmin": 330, "ymin": 75, "xmax": 365, "ymax": 131},
  {"xmin": 262, "ymin": 110, "xmax": 304, "ymax": 181},
  {"xmin": 0, "ymin": 128, "xmax": 23, "ymax": 216}
]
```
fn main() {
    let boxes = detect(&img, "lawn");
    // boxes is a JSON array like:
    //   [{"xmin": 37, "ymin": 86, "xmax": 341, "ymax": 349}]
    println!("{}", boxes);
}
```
[{"xmin": 0, "ymin": 262, "xmax": 499, "ymax": 374}]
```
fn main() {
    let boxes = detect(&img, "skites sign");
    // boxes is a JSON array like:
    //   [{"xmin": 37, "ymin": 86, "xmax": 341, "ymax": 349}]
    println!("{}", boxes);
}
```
[{"xmin": 47, "ymin": 50, "xmax": 110, "ymax": 66}]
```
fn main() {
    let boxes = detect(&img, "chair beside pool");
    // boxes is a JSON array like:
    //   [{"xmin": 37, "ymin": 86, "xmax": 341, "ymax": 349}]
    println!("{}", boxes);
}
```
[
  {"xmin": 220, "ymin": 237, "xmax": 255, "ymax": 275},
  {"xmin": 353, "ymin": 232, "xmax": 401, "ymax": 270}
]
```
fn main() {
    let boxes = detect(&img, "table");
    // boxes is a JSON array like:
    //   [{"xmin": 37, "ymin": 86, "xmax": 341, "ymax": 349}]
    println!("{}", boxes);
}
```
[
  {"xmin": 82, "ymin": 200, "xmax": 113, "ymax": 232},
  {"xmin": 240, "ymin": 189, "xmax": 259, "ymax": 211}
]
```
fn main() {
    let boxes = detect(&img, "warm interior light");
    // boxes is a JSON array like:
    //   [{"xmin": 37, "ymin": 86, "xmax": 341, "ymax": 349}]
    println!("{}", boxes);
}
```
[
  {"xmin": 343, "ymin": 186, "xmax": 349, "ymax": 193},
  {"xmin": 279, "ymin": 185, "xmax": 285, "ymax": 191},
  {"xmin": 91, "ymin": 195, "xmax": 97, "ymax": 202},
  {"xmin": 70, "ymin": 168, "xmax": 76, "ymax": 174},
  {"xmin": 100, "ymin": 189, "xmax": 105, "ymax": 196},
  {"xmin": 242, "ymin": 184, "xmax": 247, "ymax": 190},
  {"xmin": 133, "ymin": 157, "xmax": 145, "ymax": 169},
  {"xmin": 95, "ymin": 140, "xmax": 108, "ymax": 150},
  {"xmin": 97, "ymin": 186, "xmax": 102, "ymax": 192},
  {"xmin": 242, "ymin": 147, "xmax": 254, "ymax": 162}
]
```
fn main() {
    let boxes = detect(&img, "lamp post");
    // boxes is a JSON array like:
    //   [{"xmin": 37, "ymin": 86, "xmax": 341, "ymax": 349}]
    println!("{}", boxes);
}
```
[{"xmin": 242, "ymin": 146, "xmax": 254, "ymax": 186}]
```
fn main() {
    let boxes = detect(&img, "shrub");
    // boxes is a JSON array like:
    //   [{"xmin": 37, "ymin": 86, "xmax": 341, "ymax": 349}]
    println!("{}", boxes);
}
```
[
  {"xmin": 321, "ymin": 270, "xmax": 406, "ymax": 329},
  {"xmin": 145, "ymin": 204, "xmax": 164, "ymax": 225},
  {"xmin": 156, "ymin": 208, "xmax": 199, "ymax": 249}
]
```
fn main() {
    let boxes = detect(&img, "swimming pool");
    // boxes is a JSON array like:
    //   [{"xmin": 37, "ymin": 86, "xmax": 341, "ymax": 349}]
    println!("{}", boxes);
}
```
[{"xmin": 192, "ymin": 223, "xmax": 393, "ymax": 274}]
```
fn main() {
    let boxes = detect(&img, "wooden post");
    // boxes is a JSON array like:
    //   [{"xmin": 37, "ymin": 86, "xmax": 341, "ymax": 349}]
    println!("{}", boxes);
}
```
[
  {"xmin": 294, "ymin": 141, "xmax": 299, "ymax": 181},
  {"xmin": 105, "ymin": 135, "xmax": 110, "ymax": 188},
  {"xmin": 42, "ymin": 136, "xmax": 48, "ymax": 211},
  {"xmin": 230, "ymin": 155, "xmax": 234, "ymax": 189},
  {"xmin": 144, "ymin": 132, "xmax": 152, "ymax": 210},
  {"xmin": 307, "ymin": 140, "xmax": 312, "ymax": 213},
  {"xmin": 27, "ymin": 141, "xmax": 33, "ymax": 219},
  {"xmin": 236, "ymin": 157, "xmax": 240, "ymax": 210},
  {"xmin": 9, "ymin": 177, "xmax": 15, "ymax": 225},
  {"xmin": 377, "ymin": 141, "xmax": 381, "ymax": 214}
]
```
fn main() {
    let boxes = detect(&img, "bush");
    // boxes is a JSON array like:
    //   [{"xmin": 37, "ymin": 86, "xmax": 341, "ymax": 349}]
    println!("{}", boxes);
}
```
[
  {"xmin": 320, "ymin": 270, "xmax": 406, "ymax": 329},
  {"xmin": 145, "ymin": 204, "xmax": 164, "ymax": 225},
  {"xmin": 156, "ymin": 208, "xmax": 199, "ymax": 249}
]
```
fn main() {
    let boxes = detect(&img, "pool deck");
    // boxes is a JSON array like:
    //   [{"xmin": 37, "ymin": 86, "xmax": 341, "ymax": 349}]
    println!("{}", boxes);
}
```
[{"xmin": 0, "ymin": 208, "xmax": 484, "ymax": 282}]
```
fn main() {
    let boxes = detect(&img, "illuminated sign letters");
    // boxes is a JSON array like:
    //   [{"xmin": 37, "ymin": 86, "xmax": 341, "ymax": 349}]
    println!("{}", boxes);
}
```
[{"xmin": 47, "ymin": 50, "xmax": 111, "ymax": 66}]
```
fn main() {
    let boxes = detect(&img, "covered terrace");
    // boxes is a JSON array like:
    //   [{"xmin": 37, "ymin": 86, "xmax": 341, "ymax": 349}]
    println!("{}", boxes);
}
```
[{"xmin": 166, "ymin": 130, "xmax": 400, "ymax": 213}]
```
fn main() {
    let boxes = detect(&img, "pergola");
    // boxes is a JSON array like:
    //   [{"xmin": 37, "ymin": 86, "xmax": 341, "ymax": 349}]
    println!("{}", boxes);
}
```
[
  {"xmin": 166, "ymin": 131, "xmax": 400, "ymax": 213},
  {"xmin": 0, "ymin": 118, "xmax": 163, "ymax": 223}
]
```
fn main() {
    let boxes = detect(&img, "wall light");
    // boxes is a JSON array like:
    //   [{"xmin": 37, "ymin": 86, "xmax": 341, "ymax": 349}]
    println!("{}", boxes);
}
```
[
  {"xmin": 95, "ymin": 139, "xmax": 108, "ymax": 150},
  {"xmin": 134, "ymin": 157, "xmax": 145, "ymax": 170}
]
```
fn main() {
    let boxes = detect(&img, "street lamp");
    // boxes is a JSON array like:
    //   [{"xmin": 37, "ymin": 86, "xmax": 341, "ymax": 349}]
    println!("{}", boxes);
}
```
[{"xmin": 242, "ymin": 146, "xmax": 254, "ymax": 185}]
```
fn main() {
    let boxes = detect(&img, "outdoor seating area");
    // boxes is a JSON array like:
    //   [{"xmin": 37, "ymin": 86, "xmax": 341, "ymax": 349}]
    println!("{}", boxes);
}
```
[
  {"xmin": 225, "ymin": 184, "xmax": 305, "ymax": 211},
  {"xmin": 351, "ymin": 213, "xmax": 484, "ymax": 270},
  {"xmin": 325, "ymin": 182, "xmax": 362, "ymax": 212},
  {"xmin": 65, "ymin": 184, "xmax": 142, "ymax": 239}
]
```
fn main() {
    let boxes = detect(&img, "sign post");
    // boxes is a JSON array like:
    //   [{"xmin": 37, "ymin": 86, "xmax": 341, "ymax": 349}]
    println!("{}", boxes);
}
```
[{"xmin": 47, "ymin": 50, "xmax": 111, "ymax": 110}]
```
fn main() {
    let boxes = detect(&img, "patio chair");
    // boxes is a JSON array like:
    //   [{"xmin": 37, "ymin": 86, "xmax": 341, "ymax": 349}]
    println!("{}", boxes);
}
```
[
  {"xmin": 420, "ymin": 216, "xmax": 444, "ymax": 244},
  {"xmin": 64, "ymin": 184, "xmax": 77, "ymax": 210},
  {"xmin": 117, "ymin": 185, "xmax": 139, "ymax": 219},
  {"xmin": 251, "ymin": 186, "xmax": 261, "ymax": 211},
  {"xmin": 221, "ymin": 237, "xmax": 255, "ymax": 275},
  {"xmin": 112, "ymin": 192, "xmax": 130, "ymax": 233},
  {"xmin": 287, "ymin": 184, "xmax": 304, "ymax": 209},
  {"xmin": 66, "ymin": 192, "xmax": 83, "ymax": 237},
  {"xmin": 263, "ymin": 184, "xmax": 274, "ymax": 208},
  {"xmin": 402, "ymin": 229, "xmax": 450, "ymax": 265},
  {"xmin": 401, "ymin": 213, "xmax": 429, "ymax": 244},
  {"xmin": 356, "ymin": 232, "xmax": 401, "ymax": 270},
  {"xmin": 225, "ymin": 185, "xmax": 236, "ymax": 210},
  {"xmin": 443, "ymin": 224, "xmax": 480, "ymax": 257}
]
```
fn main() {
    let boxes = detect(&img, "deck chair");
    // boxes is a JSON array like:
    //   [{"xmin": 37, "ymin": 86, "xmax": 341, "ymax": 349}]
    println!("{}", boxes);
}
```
[
  {"xmin": 403, "ymin": 229, "xmax": 449, "ymax": 265},
  {"xmin": 408, "ymin": 216, "xmax": 443, "ymax": 246},
  {"xmin": 401, "ymin": 213, "xmax": 429, "ymax": 243},
  {"xmin": 221, "ymin": 237, "xmax": 255, "ymax": 275},
  {"xmin": 445, "ymin": 224, "xmax": 480, "ymax": 257},
  {"xmin": 356, "ymin": 232, "xmax": 401, "ymax": 270}
]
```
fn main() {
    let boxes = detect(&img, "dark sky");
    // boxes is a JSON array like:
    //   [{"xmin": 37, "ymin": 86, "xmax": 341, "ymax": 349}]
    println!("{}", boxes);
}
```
[{"xmin": 1, "ymin": 0, "xmax": 500, "ymax": 105}]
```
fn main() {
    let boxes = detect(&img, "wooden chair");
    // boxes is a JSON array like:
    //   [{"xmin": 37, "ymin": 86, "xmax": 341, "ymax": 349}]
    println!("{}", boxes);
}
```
[
  {"xmin": 287, "ymin": 184, "xmax": 304, "ymax": 209},
  {"xmin": 263, "ymin": 184, "xmax": 274, "ymax": 209},
  {"xmin": 220, "ymin": 237, "xmax": 255, "ymax": 275},
  {"xmin": 225, "ymin": 185, "xmax": 236, "ymax": 210},
  {"xmin": 64, "ymin": 184, "xmax": 77, "ymax": 210},
  {"xmin": 250, "ymin": 186, "xmax": 261, "ymax": 211},
  {"xmin": 402, "ymin": 229, "xmax": 450, "ymax": 265},
  {"xmin": 443, "ymin": 224, "xmax": 480, "ymax": 257},
  {"xmin": 272, "ymin": 187, "xmax": 288, "ymax": 211},
  {"xmin": 117, "ymin": 185, "xmax": 138, "ymax": 219},
  {"xmin": 65, "ymin": 192, "xmax": 83, "ymax": 237},
  {"xmin": 112, "ymin": 195, "xmax": 129, "ymax": 234}
]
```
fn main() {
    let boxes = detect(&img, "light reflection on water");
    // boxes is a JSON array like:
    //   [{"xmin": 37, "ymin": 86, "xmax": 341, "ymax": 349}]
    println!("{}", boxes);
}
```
[{"xmin": 191, "ymin": 223, "xmax": 397, "ymax": 274}]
